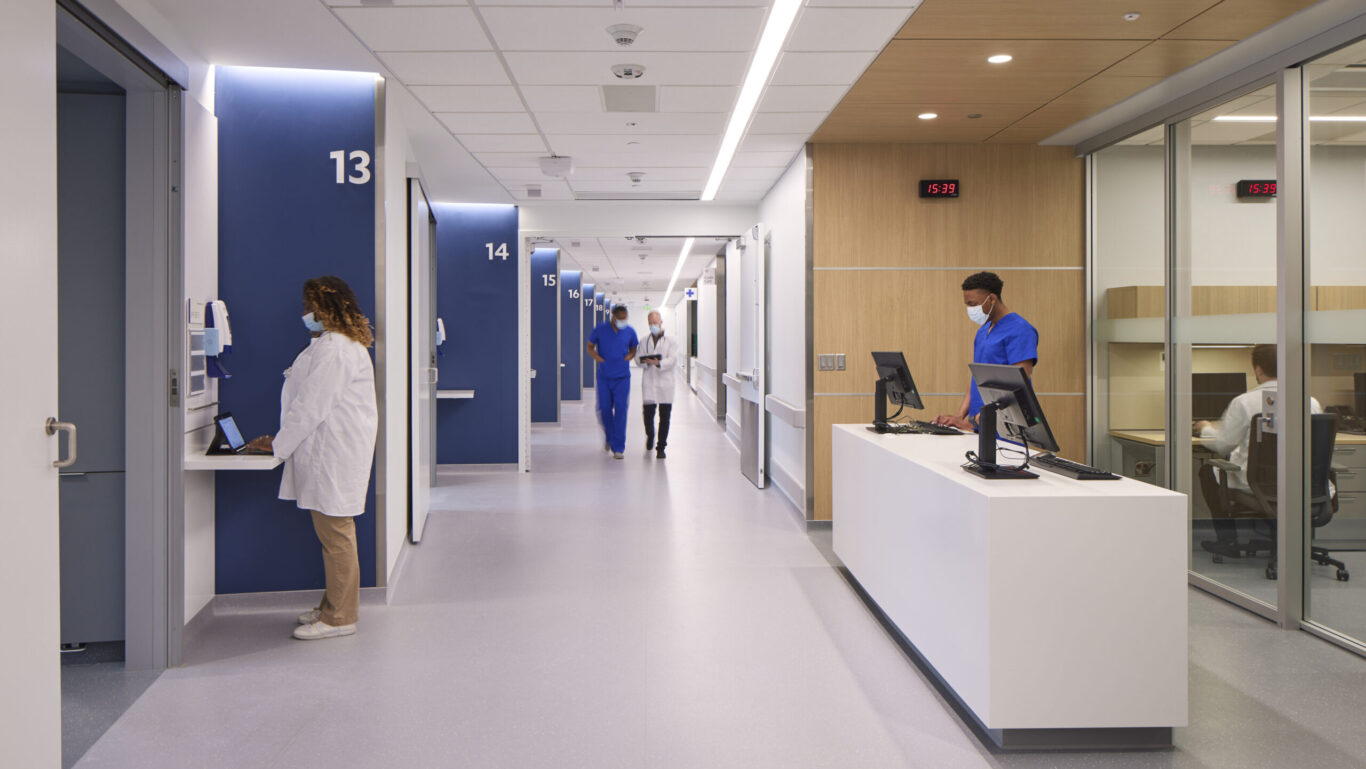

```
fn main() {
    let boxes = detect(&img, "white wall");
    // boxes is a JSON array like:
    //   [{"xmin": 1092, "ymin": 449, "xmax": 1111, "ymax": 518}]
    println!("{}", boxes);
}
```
[
  {"xmin": 694, "ymin": 261, "xmax": 720, "ymax": 417},
  {"xmin": 381, "ymin": 90, "xmax": 413, "ymax": 584},
  {"xmin": 725, "ymin": 239, "xmax": 743, "ymax": 441},
  {"xmin": 758, "ymin": 154, "xmax": 808, "ymax": 514}
]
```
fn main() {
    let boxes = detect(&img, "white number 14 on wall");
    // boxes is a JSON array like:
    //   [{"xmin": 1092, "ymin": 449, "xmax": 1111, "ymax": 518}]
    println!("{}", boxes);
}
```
[
  {"xmin": 329, "ymin": 150, "xmax": 371, "ymax": 185},
  {"xmin": 486, "ymin": 242, "xmax": 510, "ymax": 261}
]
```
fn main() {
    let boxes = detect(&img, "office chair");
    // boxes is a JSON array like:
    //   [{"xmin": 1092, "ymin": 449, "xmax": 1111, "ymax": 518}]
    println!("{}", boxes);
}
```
[{"xmin": 1207, "ymin": 413, "xmax": 1349, "ymax": 582}]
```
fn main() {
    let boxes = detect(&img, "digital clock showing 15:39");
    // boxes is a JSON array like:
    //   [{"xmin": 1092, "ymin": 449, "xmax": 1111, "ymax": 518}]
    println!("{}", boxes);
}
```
[
  {"xmin": 1236, "ymin": 179, "xmax": 1277, "ymax": 199},
  {"xmin": 919, "ymin": 179, "xmax": 959, "ymax": 198}
]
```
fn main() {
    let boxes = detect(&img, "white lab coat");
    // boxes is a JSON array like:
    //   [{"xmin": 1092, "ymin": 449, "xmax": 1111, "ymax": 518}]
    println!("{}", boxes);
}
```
[
  {"xmin": 637, "ymin": 332, "xmax": 678, "ymax": 404},
  {"xmin": 276, "ymin": 332, "xmax": 378, "ymax": 517},
  {"xmin": 1201, "ymin": 380, "xmax": 1322, "ymax": 493}
]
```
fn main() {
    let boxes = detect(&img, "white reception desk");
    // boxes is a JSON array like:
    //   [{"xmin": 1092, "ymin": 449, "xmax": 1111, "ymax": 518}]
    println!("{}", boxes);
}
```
[{"xmin": 832, "ymin": 425, "xmax": 1188, "ymax": 750}]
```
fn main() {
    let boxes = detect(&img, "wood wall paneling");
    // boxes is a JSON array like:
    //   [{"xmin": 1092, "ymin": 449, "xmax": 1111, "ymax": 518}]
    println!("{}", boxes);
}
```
[{"xmin": 812, "ymin": 144, "xmax": 1087, "ymax": 521}]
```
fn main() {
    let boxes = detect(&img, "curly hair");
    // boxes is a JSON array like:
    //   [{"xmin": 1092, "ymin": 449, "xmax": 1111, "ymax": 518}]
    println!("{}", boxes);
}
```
[
  {"xmin": 303, "ymin": 275, "xmax": 373, "ymax": 347},
  {"xmin": 961, "ymin": 271, "xmax": 1004, "ymax": 298}
]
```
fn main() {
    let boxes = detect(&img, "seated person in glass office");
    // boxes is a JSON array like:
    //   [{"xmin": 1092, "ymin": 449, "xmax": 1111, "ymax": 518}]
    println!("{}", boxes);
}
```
[
  {"xmin": 933, "ymin": 271, "xmax": 1040, "ymax": 430},
  {"xmin": 1195, "ymin": 344, "xmax": 1325, "ymax": 558}
]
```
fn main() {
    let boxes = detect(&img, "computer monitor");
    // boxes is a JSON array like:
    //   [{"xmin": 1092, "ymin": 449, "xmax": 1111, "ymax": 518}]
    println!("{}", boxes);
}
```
[
  {"xmin": 965, "ymin": 363, "xmax": 1060, "ymax": 479},
  {"xmin": 1192, "ymin": 372, "xmax": 1247, "ymax": 421},
  {"xmin": 870, "ymin": 351, "xmax": 923, "ymax": 430}
]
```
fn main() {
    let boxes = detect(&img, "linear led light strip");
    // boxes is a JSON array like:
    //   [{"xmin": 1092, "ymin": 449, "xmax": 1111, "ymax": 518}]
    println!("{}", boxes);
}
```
[
  {"xmin": 1213, "ymin": 115, "xmax": 1366, "ymax": 122},
  {"xmin": 661, "ymin": 0, "xmax": 803, "ymax": 307}
]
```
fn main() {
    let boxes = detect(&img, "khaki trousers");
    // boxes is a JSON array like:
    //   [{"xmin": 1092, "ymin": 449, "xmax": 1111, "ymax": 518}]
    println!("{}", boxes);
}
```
[{"xmin": 310, "ymin": 511, "xmax": 360, "ymax": 626}]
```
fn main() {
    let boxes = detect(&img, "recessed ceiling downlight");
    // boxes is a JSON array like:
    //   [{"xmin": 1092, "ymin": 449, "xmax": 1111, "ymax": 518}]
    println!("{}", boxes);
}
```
[
  {"xmin": 987, "ymin": 54, "xmax": 1013, "ymax": 64},
  {"xmin": 918, "ymin": 112, "xmax": 938, "ymax": 120}
]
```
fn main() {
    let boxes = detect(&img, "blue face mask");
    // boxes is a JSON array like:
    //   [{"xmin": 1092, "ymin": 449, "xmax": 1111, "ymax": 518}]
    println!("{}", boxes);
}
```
[
  {"xmin": 649, "ymin": 324, "xmax": 662, "ymax": 335},
  {"xmin": 614, "ymin": 318, "xmax": 629, "ymax": 330},
  {"xmin": 302, "ymin": 312, "xmax": 325, "ymax": 333}
]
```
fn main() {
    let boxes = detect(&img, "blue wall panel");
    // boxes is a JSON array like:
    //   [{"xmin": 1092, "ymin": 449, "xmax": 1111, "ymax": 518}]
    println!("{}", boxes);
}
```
[
  {"xmin": 530, "ymin": 248, "xmax": 559, "ymax": 423},
  {"xmin": 559, "ymin": 270, "xmax": 582, "ymax": 401},
  {"xmin": 581, "ymin": 282, "xmax": 596, "ymax": 389},
  {"xmin": 434, "ymin": 204, "xmax": 519, "ymax": 464},
  {"xmin": 215, "ymin": 66, "xmax": 378, "ymax": 593}
]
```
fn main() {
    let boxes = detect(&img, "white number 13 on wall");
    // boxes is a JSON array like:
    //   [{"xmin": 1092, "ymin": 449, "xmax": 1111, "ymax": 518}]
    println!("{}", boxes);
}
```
[{"xmin": 329, "ymin": 150, "xmax": 371, "ymax": 185}]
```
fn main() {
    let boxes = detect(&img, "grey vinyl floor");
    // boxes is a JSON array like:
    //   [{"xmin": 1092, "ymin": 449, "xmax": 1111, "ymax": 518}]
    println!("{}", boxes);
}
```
[{"xmin": 70, "ymin": 380, "xmax": 1366, "ymax": 768}]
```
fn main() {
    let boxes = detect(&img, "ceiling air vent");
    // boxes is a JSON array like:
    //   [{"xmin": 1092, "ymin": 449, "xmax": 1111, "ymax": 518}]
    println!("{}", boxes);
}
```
[{"xmin": 603, "ymin": 85, "xmax": 656, "ymax": 113}]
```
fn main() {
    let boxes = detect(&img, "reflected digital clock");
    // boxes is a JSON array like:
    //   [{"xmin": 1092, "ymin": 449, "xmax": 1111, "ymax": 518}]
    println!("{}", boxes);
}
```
[
  {"xmin": 1236, "ymin": 179, "xmax": 1277, "ymax": 199},
  {"xmin": 919, "ymin": 179, "xmax": 959, "ymax": 198}
]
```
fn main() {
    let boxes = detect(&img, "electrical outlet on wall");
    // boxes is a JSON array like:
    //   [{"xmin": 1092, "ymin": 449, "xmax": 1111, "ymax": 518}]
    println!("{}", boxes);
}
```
[
  {"xmin": 817, "ymin": 354, "xmax": 835, "ymax": 371},
  {"xmin": 835, "ymin": 354, "xmax": 846, "ymax": 371}
]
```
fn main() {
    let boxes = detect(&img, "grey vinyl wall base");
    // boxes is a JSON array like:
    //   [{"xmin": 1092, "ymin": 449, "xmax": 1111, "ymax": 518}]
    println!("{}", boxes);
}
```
[
  {"xmin": 805, "ymin": 520, "xmax": 832, "ymax": 531},
  {"xmin": 836, "ymin": 566, "xmax": 1175, "ymax": 753},
  {"xmin": 769, "ymin": 458, "xmax": 806, "ymax": 521}
]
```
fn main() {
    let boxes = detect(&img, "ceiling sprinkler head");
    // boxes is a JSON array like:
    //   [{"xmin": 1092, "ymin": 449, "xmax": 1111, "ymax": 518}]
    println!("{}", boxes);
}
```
[
  {"xmin": 608, "ymin": 23, "xmax": 642, "ymax": 46},
  {"xmin": 628, "ymin": 171, "xmax": 645, "ymax": 185},
  {"xmin": 612, "ymin": 63, "xmax": 646, "ymax": 80},
  {"xmin": 1122, "ymin": 12, "xmax": 1141, "ymax": 21}
]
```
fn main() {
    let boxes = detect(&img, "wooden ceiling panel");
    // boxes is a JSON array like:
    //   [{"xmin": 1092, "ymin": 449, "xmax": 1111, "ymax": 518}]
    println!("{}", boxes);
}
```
[
  {"xmin": 812, "ymin": 103, "xmax": 1035, "ymax": 143},
  {"xmin": 1105, "ymin": 39, "xmax": 1237, "ymax": 77},
  {"xmin": 984, "ymin": 75, "xmax": 1164, "ymax": 143},
  {"xmin": 841, "ymin": 39, "xmax": 1148, "ymax": 105},
  {"xmin": 1163, "ymin": 0, "xmax": 1321, "ymax": 40},
  {"xmin": 895, "ymin": 0, "xmax": 1221, "ymax": 40}
]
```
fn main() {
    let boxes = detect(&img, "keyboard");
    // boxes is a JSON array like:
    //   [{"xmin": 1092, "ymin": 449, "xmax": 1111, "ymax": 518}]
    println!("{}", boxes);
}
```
[
  {"xmin": 870, "ymin": 421, "xmax": 962, "ymax": 436},
  {"xmin": 1031, "ymin": 453, "xmax": 1120, "ymax": 481}
]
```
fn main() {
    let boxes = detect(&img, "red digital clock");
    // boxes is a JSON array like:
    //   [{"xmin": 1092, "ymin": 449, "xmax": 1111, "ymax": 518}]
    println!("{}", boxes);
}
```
[
  {"xmin": 1236, "ymin": 179, "xmax": 1277, "ymax": 199},
  {"xmin": 919, "ymin": 179, "xmax": 959, "ymax": 198}
]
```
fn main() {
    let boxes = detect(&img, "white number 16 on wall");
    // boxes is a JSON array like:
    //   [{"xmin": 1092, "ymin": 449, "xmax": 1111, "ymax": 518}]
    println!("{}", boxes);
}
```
[{"xmin": 329, "ymin": 150, "xmax": 371, "ymax": 184}]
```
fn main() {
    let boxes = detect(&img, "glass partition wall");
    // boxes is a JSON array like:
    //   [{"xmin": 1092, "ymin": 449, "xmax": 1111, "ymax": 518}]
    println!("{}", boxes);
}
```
[{"xmin": 1092, "ymin": 54, "xmax": 1366, "ymax": 652}]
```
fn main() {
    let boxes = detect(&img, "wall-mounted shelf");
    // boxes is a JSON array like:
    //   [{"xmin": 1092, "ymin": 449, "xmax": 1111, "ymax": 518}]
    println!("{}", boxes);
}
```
[
  {"xmin": 184, "ymin": 454, "xmax": 283, "ymax": 471},
  {"xmin": 437, "ymin": 390, "xmax": 475, "ymax": 400}
]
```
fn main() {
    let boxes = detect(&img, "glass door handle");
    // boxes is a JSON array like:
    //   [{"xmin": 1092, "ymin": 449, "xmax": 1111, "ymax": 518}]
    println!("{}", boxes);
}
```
[{"xmin": 46, "ymin": 418, "xmax": 77, "ymax": 469}]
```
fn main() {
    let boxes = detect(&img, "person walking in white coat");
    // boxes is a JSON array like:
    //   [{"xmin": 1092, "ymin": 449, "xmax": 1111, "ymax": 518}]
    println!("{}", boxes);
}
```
[
  {"xmin": 638, "ymin": 311, "xmax": 678, "ymax": 459},
  {"xmin": 248, "ymin": 276, "xmax": 378, "ymax": 641}
]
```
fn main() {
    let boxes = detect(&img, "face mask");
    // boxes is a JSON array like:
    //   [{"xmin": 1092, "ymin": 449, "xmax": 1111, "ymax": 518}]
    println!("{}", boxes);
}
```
[
  {"xmin": 649, "ymin": 324, "xmax": 662, "ymax": 335},
  {"xmin": 302, "ymin": 312, "xmax": 325, "ymax": 333},
  {"xmin": 966, "ymin": 297, "xmax": 994, "ymax": 326},
  {"xmin": 614, "ymin": 318, "xmax": 629, "ymax": 330}
]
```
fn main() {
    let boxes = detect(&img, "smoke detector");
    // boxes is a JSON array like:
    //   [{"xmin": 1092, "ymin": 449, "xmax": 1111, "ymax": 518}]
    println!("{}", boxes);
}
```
[
  {"xmin": 612, "ymin": 64, "xmax": 646, "ymax": 80},
  {"xmin": 627, "ymin": 171, "xmax": 645, "ymax": 186},
  {"xmin": 608, "ymin": 24, "xmax": 642, "ymax": 46}
]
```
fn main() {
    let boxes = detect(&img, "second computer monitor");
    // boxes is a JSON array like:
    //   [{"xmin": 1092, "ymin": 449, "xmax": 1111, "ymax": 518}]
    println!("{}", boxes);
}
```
[
  {"xmin": 969, "ymin": 362, "xmax": 1061, "ymax": 453},
  {"xmin": 872, "ymin": 351, "xmax": 924, "ymax": 410},
  {"xmin": 1192, "ymin": 372, "xmax": 1247, "ymax": 421}
]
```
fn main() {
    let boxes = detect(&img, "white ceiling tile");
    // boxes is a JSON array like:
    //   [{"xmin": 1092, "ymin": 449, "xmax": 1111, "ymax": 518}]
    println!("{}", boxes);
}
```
[
  {"xmin": 659, "ymin": 86, "xmax": 736, "ymax": 113},
  {"xmin": 436, "ymin": 112, "xmax": 537, "ymax": 134},
  {"xmin": 786, "ymin": 8, "xmax": 914, "ymax": 52},
  {"xmin": 806, "ymin": 0, "xmax": 921, "ymax": 6},
  {"xmin": 479, "ymin": 7, "xmax": 764, "ymax": 53},
  {"xmin": 759, "ymin": 85, "xmax": 847, "ymax": 113},
  {"xmin": 715, "ymin": 180, "xmax": 777, "ymax": 201},
  {"xmin": 770, "ymin": 52, "xmax": 877, "ymax": 86},
  {"xmin": 748, "ymin": 112, "xmax": 825, "ymax": 134},
  {"xmin": 475, "ymin": 0, "xmax": 767, "ymax": 5},
  {"xmin": 548, "ymin": 134, "xmax": 719, "ymax": 155},
  {"xmin": 503, "ymin": 52, "xmax": 750, "ymax": 86},
  {"xmin": 516, "ymin": 179, "xmax": 574, "ymax": 201},
  {"xmin": 472, "ymin": 152, "xmax": 545, "ymax": 168},
  {"xmin": 723, "ymin": 166, "xmax": 785, "ymax": 182},
  {"xmin": 409, "ymin": 85, "xmax": 524, "ymax": 112},
  {"xmin": 456, "ymin": 134, "xmax": 548, "ymax": 153},
  {"xmin": 732, "ymin": 150, "xmax": 801, "ymax": 167},
  {"xmin": 575, "ymin": 166, "xmax": 709, "ymax": 182},
  {"xmin": 377, "ymin": 52, "xmax": 508, "ymax": 86},
  {"xmin": 333, "ymin": 7, "xmax": 490, "ymax": 52},
  {"xmin": 520, "ymin": 85, "xmax": 602, "ymax": 112},
  {"xmin": 739, "ymin": 133, "xmax": 807, "ymax": 153},
  {"xmin": 487, "ymin": 168, "xmax": 564, "ymax": 184},
  {"xmin": 329, "ymin": 0, "xmax": 463, "ymax": 5},
  {"xmin": 537, "ymin": 112, "xmax": 725, "ymax": 135}
]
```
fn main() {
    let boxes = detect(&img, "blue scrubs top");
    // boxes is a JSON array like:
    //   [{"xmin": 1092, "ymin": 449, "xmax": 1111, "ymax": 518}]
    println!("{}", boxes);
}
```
[
  {"xmin": 967, "ymin": 312, "xmax": 1039, "ymax": 417},
  {"xmin": 589, "ymin": 321, "xmax": 639, "ymax": 380}
]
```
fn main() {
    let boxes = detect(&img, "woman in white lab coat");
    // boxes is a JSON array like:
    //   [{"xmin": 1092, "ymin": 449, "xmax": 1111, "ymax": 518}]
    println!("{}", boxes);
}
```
[
  {"xmin": 248, "ymin": 276, "xmax": 378, "ymax": 641},
  {"xmin": 637, "ymin": 311, "xmax": 678, "ymax": 459}
]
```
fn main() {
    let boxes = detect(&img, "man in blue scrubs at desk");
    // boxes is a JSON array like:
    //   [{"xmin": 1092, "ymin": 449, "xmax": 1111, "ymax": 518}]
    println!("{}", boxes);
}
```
[
  {"xmin": 588, "ymin": 304, "xmax": 639, "ymax": 459},
  {"xmin": 933, "ymin": 271, "xmax": 1039, "ymax": 430}
]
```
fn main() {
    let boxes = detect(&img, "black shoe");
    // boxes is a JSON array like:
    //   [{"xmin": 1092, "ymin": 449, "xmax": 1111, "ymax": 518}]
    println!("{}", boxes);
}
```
[
  {"xmin": 656, "ymin": 448, "xmax": 666, "ymax": 459},
  {"xmin": 1200, "ymin": 539, "xmax": 1242, "ymax": 558},
  {"xmin": 646, "ymin": 437, "xmax": 654, "ymax": 451}
]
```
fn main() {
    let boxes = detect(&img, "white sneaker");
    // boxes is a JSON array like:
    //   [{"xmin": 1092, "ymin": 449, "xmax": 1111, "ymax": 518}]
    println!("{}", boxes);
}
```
[
  {"xmin": 297, "ymin": 608, "xmax": 321, "ymax": 625},
  {"xmin": 292, "ymin": 620, "xmax": 356, "ymax": 641},
  {"xmin": 613, "ymin": 451, "xmax": 624, "ymax": 459}
]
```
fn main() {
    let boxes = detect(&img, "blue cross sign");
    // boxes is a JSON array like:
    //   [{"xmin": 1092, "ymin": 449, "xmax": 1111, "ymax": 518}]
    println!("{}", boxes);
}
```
[{"xmin": 685, "ymin": 288, "xmax": 697, "ymax": 300}]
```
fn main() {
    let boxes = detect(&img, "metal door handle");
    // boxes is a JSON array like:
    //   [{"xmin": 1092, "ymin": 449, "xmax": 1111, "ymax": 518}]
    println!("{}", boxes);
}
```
[
  {"xmin": 736, "ymin": 372, "xmax": 755, "ymax": 382},
  {"xmin": 429, "ymin": 367, "xmax": 439, "ymax": 385},
  {"xmin": 46, "ymin": 418, "xmax": 77, "ymax": 469}
]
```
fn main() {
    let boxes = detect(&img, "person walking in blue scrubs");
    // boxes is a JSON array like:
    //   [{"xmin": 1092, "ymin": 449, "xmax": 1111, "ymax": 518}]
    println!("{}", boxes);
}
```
[
  {"xmin": 588, "ymin": 304, "xmax": 639, "ymax": 458},
  {"xmin": 933, "ymin": 271, "xmax": 1039, "ymax": 431}
]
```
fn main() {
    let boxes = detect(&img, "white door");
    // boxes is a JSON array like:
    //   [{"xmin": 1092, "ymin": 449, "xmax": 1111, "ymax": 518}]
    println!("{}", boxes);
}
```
[
  {"xmin": 409, "ymin": 178, "xmax": 435, "ymax": 542},
  {"xmin": 0, "ymin": 0, "xmax": 63, "ymax": 762},
  {"xmin": 739, "ymin": 224, "xmax": 767, "ymax": 488}
]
